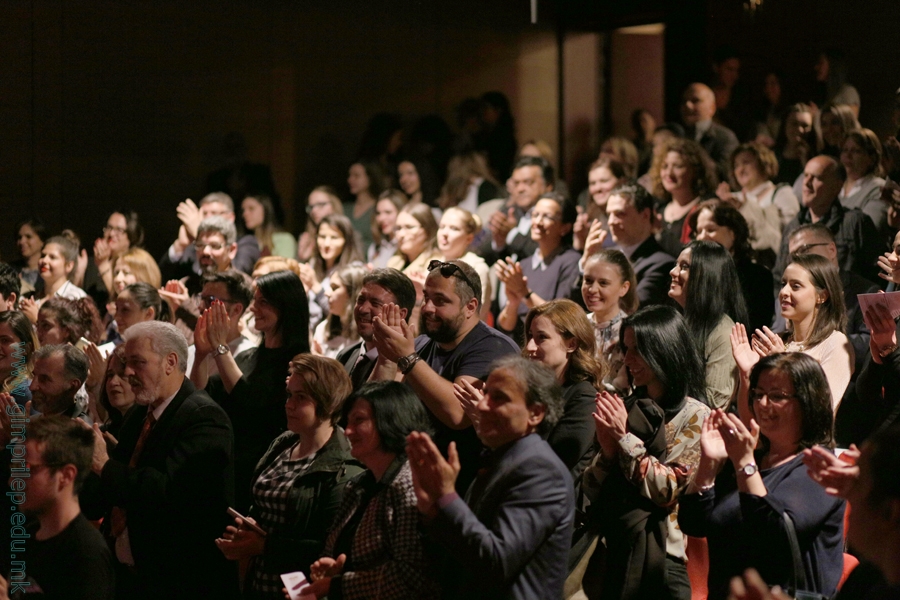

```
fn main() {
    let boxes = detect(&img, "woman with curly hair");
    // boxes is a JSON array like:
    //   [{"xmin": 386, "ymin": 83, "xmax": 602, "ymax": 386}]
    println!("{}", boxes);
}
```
[
  {"xmin": 650, "ymin": 138, "xmax": 719, "ymax": 257},
  {"xmin": 36, "ymin": 297, "xmax": 104, "ymax": 347}
]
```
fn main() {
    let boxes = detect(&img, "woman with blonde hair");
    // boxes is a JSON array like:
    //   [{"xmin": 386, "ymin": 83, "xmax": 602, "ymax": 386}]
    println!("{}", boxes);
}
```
[
  {"xmin": 111, "ymin": 247, "xmax": 162, "ymax": 294},
  {"xmin": 436, "ymin": 207, "xmax": 492, "ymax": 320},
  {"xmin": 599, "ymin": 136, "xmax": 640, "ymax": 179},
  {"xmin": 387, "ymin": 202, "xmax": 440, "ymax": 276}
]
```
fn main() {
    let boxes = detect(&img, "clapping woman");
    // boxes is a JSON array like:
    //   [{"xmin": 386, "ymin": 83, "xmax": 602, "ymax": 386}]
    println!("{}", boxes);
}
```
[{"xmin": 679, "ymin": 353, "xmax": 845, "ymax": 600}]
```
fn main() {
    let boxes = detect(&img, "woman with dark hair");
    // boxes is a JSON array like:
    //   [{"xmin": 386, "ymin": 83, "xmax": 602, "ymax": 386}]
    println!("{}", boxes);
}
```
[
  {"xmin": 0, "ymin": 311, "xmax": 38, "ymax": 406},
  {"xmin": 92, "ymin": 347, "xmax": 136, "ymax": 439},
  {"xmin": 496, "ymin": 193, "xmax": 581, "ymax": 338},
  {"xmin": 690, "ymin": 200, "xmax": 775, "ymax": 330},
  {"xmin": 582, "ymin": 305, "xmax": 709, "ymax": 600},
  {"xmin": 773, "ymin": 103, "xmax": 817, "ymax": 186},
  {"xmin": 732, "ymin": 253, "xmax": 853, "ymax": 413},
  {"xmin": 840, "ymin": 128, "xmax": 889, "ymax": 240},
  {"xmin": 313, "ymin": 263, "xmax": 367, "ymax": 359},
  {"xmin": 12, "ymin": 217, "xmax": 47, "ymax": 289},
  {"xmin": 242, "ymin": 194, "xmax": 298, "ymax": 259},
  {"xmin": 114, "ymin": 282, "xmax": 165, "ymax": 336},
  {"xmin": 345, "ymin": 160, "xmax": 385, "ymax": 251},
  {"xmin": 818, "ymin": 103, "xmax": 859, "ymax": 159},
  {"xmin": 91, "ymin": 210, "xmax": 145, "ymax": 298},
  {"xmin": 397, "ymin": 154, "xmax": 440, "ymax": 207},
  {"xmin": 36, "ymin": 297, "xmax": 104, "ymax": 347},
  {"xmin": 199, "ymin": 270, "xmax": 311, "ymax": 512},
  {"xmin": 306, "ymin": 381, "xmax": 440, "ymax": 599},
  {"xmin": 216, "ymin": 355, "xmax": 364, "ymax": 599},
  {"xmin": 650, "ymin": 138, "xmax": 719, "ymax": 257},
  {"xmin": 299, "ymin": 186, "xmax": 344, "ymax": 262},
  {"xmin": 680, "ymin": 353, "xmax": 845, "ymax": 600},
  {"xmin": 301, "ymin": 214, "xmax": 364, "ymax": 330},
  {"xmin": 573, "ymin": 158, "xmax": 628, "ymax": 252},
  {"xmin": 669, "ymin": 240, "xmax": 748, "ymax": 408}
]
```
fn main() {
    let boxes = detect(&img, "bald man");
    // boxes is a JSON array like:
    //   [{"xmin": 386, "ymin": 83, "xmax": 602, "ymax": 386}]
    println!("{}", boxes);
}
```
[
  {"xmin": 681, "ymin": 82, "xmax": 739, "ymax": 180},
  {"xmin": 774, "ymin": 155, "xmax": 883, "ymax": 283}
]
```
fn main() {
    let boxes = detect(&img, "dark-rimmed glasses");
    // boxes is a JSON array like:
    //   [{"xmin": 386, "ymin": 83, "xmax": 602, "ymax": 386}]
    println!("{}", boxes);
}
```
[{"xmin": 427, "ymin": 260, "xmax": 478, "ymax": 296}]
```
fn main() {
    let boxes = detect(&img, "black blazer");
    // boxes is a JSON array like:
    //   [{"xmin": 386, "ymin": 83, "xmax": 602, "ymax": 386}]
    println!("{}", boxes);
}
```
[
  {"xmin": 629, "ymin": 236, "xmax": 676, "ymax": 308},
  {"xmin": 94, "ymin": 378, "xmax": 239, "ymax": 600}
]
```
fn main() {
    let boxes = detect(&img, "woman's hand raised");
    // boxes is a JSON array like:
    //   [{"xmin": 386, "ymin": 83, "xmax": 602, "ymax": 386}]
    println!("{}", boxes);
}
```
[{"xmin": 731, "ymin": 323, "xmax": 761, "ymax": 376}]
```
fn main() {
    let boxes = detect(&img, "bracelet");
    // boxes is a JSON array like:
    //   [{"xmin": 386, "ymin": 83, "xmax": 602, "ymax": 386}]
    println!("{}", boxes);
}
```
[
  {"xmin": 878, "ymin": 343, "xmax": 898, "ymax": 358},
  {"xmin": 697, "ymin": 482, "xmax": 715, "ymax": 494}
]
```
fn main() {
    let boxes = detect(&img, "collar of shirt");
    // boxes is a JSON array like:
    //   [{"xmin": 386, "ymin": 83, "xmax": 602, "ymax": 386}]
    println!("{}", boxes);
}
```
[
  {"xmin": 746, "ymin": 180, "xmax": 774, "ymax": 202},
  {"xmin": 150, "ymin": 388, "xmax": 180, "ymax": 421},
  {"xmin": 617, "ymin": 239, "xmax": 644, "ymax": 260},
  {"xmin": 507, "ymin": 207, "xmax": 533, "ymax": 245},
  {"xmin": 839, "ymin": 174, "xmax": 875, "ymax": 199},
  {"xmin": 694, "ymin": 119, "xmax": 712, "ymax": 141}
]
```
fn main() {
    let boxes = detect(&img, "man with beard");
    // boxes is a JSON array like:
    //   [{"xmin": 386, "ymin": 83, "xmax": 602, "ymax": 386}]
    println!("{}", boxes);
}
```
[
  {"xmin": 81, "ymin": 321, "xmax": 237, "ymax": 600},
  {"xmin": 370, "ymin": 259, "xmax": 518, "ymax": 492},
  {"xmin": 29, "ymin": 345, "xmax": 91, "ymax": 421}
]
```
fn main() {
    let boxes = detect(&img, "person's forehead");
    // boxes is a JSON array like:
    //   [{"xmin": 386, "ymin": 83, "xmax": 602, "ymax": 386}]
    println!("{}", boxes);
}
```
[
  {"xmin": 108, "ymin": 213, "xmax": 127, "ymax": 227},
  {"xmin": 425, "ymin": 271, "xmax": 459, "ymax": 296},
  {"xmin": 202, "ymin": 282, "xmax": 229, "ymax": 298},
  {"xmin": 34, "ymin": 353, "xmax": 64, "ymax": 375},
  {"xmin": 201, "ymin": 202, "xmax": 230, "ymax": 215},
  {"xmin": 361, "ymin": 283, "xmax": 396, "ymax": 303},
  {"xmin": 789, "ymin": 230, "xmax": 826, "ymax": 248},
  {"xmin": 125, "ymin": 337, "xmax": 155, "ymax": 357},
  {"xmin": 513, "ymin": 165, "xmax": 542, "ymax": 181},
  {"xmin": 606, "ymin": 195, "xmax": 633, "ymax": 212},
  {"xmin": 486, "ymin": 368, "xmax": 525, "ymax": 399},
  {"xmin": 200, "ymin": 232, "xmax": 227, "ymax": 245}
]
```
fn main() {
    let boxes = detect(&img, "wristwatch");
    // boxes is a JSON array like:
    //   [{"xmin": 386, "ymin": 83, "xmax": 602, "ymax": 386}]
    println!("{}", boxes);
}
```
[
  {"xmin": 739, "ymin": 462, "xmax": 759, "ymax": 477},
  {"xmin": 215, "ymin": 344, "xmax": 230, "ymax": 356},
  {"xmin": 397, "ymin": 352, "xmax": 421, "ymax": 375}
]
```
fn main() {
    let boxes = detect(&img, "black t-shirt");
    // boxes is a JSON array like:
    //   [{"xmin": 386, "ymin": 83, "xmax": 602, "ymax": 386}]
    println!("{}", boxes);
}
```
[
  {"xmin": 14, "ymin": 513, "xmax": 114, "ymax": 600},
  {"xmin": 414, "ymin": 321, "xmax": 519, "ymax": 492}
]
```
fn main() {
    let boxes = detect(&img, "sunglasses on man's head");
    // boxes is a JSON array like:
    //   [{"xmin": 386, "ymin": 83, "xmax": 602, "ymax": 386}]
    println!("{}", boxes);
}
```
[{"xmin": 427, "ymin": 260, "xmax": 478, "ymax": 296}]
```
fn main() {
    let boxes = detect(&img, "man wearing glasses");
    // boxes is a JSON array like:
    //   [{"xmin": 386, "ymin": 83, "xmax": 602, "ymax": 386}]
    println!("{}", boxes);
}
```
[{"xmin": 370, "ymin": 259, "xmax": 519, "ymax": 492}]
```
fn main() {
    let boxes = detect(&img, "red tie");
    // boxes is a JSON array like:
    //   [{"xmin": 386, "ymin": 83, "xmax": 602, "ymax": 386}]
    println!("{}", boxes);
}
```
[{"xmin": 129, "ymin": 412, "xmax": 157, "ymax": 468}]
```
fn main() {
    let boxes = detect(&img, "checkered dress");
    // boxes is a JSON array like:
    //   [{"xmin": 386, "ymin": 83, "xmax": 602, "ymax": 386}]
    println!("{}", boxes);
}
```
[{"xmin": 247, "ymin": 444, "xmax": 317, "ymax": 599}]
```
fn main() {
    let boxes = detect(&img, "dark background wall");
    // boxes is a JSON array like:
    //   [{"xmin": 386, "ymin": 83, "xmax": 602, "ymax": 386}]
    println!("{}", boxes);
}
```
[{"xmin": 2, "ymin": 0, "xmax": 898, "ymax": 261}]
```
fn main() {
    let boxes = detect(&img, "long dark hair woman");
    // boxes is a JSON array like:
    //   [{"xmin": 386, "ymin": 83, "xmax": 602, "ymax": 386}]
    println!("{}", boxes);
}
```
[
  {"xmin": 307, "ymin": 381, "xmax": 440, "ymax": 599},
  {"xmin": 0, "ymin": 311, "xmax": 38, "ymax": 406},
  {"xmin": 216, "ymin": 355, "xmax": 364, "ymax": 599},
  {"xmin": 197, "ymin": 270, "xmax": 311, "ymax": 512},
  {"xmin": 668, "ymin": 240, "xmax": 748, "ymax": 408},
  {"xmin": 680, "ymin": 353, "xmax": 845, "ymax": 600},
  {"xmin": 582, "ymin": 305, "xmax": 709, "ymax": 600}
]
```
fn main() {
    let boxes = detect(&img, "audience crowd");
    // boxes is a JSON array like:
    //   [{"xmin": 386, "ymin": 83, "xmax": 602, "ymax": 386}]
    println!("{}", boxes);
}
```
[{"xmin": 1, "ymin": 53, "xmax": 900, "ymax": 600}]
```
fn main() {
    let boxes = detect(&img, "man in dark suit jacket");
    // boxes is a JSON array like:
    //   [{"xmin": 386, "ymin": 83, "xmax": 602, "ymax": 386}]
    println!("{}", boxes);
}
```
[
  {"xmin": 335, "ymin": 268, "xmax": 416, "ymax": 391},
  {"xmin": 682, "ymin": 82, "xmax": 739, "ymax": 181},
  {"xmin": 84, "ymin": 321, "xmax": 238, "ymax": 600},
  {"xmin": 603, "ymin": 183, "xmax": 675, "ymax": 307},
  {"xmin": 407, "ymin": 356, "xmax": 573, "ymax": 600}
]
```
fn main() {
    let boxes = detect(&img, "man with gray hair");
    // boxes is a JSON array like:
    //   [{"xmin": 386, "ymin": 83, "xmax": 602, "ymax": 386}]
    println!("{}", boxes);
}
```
[
  {"xmin": 81, "ymin": 321, "xmax": 237, "ymax": 600},
  {"xmin": 28, "ymin": 344, "xmax": 91, "ymax": 421},
  {"xmin": 407, "ymin": 355, "xmax": 573, "ymax": 600}
]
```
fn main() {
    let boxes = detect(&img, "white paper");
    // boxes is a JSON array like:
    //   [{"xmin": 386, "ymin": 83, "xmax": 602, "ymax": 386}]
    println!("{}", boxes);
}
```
[
  {"xmin": 857, "ymin": 291, "xmax": 900, "ymax": 320},
  {"xmin": 280, "ymin": 571, "xmax": 316, "ymax": 600}
]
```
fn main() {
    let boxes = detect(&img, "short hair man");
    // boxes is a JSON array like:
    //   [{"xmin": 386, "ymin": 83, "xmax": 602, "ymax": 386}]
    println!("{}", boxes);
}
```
[
  {"xmin": 681, "ymin": 82, "xmax": 739, "ymax": 180},
  {"xmin": 335, "ymin": 268, "xmax": 416, "ymax": 391},
  {"xmin": 598, "ymin": 183, "xmax": 675, "ymax": 307},
  {"xmin": 81, "ymin": 321, "xmax": 236, "ymax": 600},
  {"xmin": 0, "ymin": 262, "xmax": 20, "ymax": 310},
  {"xmin": 478, "ymin": 156, "xmax": 555, "ymax": 265},
  {"xmin": 0, "ymin": 416, "xmax": 115, "ymax": 599},
  {"xmin": 407, "ymin": 356, "xmax": 573, "ymax": 599},
  {"xmin": 775, "ymin": 155, "xmax": 883, "ymax": 283},
  {"xmin": 370, "ymin": 259, "xmax": 519, "ymax": 491},
  {"xmin": 159, "ymin": 192, "xmax": 260, "ymax": 282},
  {"xmin": 186, "ymin": 269, "xmax": 257, "ymax": 383},
  {"xmin": 29, "ymin": 345, "xmax": 91, "ymax": 421}
]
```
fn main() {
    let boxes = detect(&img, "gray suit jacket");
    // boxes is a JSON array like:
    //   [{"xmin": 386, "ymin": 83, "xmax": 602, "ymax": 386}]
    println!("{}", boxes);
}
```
[{"xmin": 429, "ymin": 433, "xmax": 574, "ymax": 600}]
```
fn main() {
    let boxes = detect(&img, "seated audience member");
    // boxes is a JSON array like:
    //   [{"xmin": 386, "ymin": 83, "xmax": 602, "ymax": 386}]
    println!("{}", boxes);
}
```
[
  {"xmin": 476, "ymin": 156, "xmax": 554, "ymax": 266},
  {"xmin": 109, "ymin": 247, "xmax": 162, "ymax": 306},
  {"xmin": 438, "ymin": 151, "xmax": 502, "ymax": 212},
  {"xmin": 198, "ymin": 270, "xmax": 309, "ymax": 512},
  {"xmin": 160, "ymin": 192, "xmax": 260, "ymax": 280},
  {"xmin": 517, "ymin": 138, "xmax": 569, "ymax": 197},
  {"xmin": 775, "ymin": 155, "xmax": 882, "ymax": 283},
  {"xmin": 733, "ymin": 253, "xmax": 853, "ymax": 413},
  {"xmin": 92, "ymin": 347, "xmax": 136, "ymax": 440},
  {"xmin": 669, "ymin": 240, "xmax": 747, "ymax": 408},
  {"xmin": 408, "ymin": 356, "xmax": 573, "ymax": 600},
  {"xmin": 636, "ymin": 123, "xmax": 685, "ymax": 192},
  {"xmin": 785, "ymin": 224, "xmax": 878, "ymax": 376},
  {"xmin": 716, "ymin": 142, "xmax": 799, "ymax": 256},
  {"xmin": 186, "ymin": 270, "xmax": 256, "ymax": 384},
  {"xmin": 680, "ymin": 82, "xmax": 739, "ymax": 181},
  {"xmin": 679, "ymin": 353, "xmax": 845, "ymax": 600},
  {"xmin": 581, "ymin": 249, "xmax": 638, "ymax": 393},
  {"xmin": 691, "ymin": 200, "xmax": 775, "ymax": 330},
  {"xmin": 370, "ymin": 259, "xmax": 519, "ymax": 493},
  {"xmin": 0, "ymin": 416, "xmax": 115, "ymax": 600},
  {"xmin": 241, "ymin": 193, "xmax": 297, "ymax": 259},
  {"xmin": 19, "ymin": 236, "xmax": 88, "ymax": 323},
  {"xmin": 0, "ymin": 262, "xmax": 21, "ymax": 311},
  {"xmin": 840, "ymin": 128, "xmax": 890, "ymax": 242},
  {"xmin": 816, "ymin": 50, "xmax": 861, "ymax": 116},
  {"xmin": 368, "ymin": 189, "xmax": 405, "ymax": 269},
  {"xmin": 650, "ymin": 137, "xmax": 719, "ymax": 257},
  {"xmin": 598, "ymin": 136, "xmax": 640, "ymax": 179},
  {"xmin": 590, "ymin": 183, "xmax": 675, "ymax": 307},
  {"xmin": 397, "ymin": 153, "xmax": 440, "ymax": 207},
  {"xmin": 81, "ymin": 321, "xmax": 237, "ymax": 600},
  {"xmin": 36, "ymin": 297, "xmax": 104, "ymax": 348},
  {"xmin": 12, "ymin": 217, "xmax": 47, "ymax": 289},
  {"xmin": 773, "ymin": 103, "xmax": 817, "ymax": 187},
  {"xmin": 573, "ymin": 158, "xmax": 628, "ymax": 251},
  {"xmin": 313, "ymin": 263, "xmax": 367, "ymax": 359},
  {"xmin": 387, "ymin": 202, "xmax": 441, "ymax": 278},
  {"xmin": 0, "ymin": 311, "xmax": 37, "ymax": 407},
  {"xmin": 113, "ymin": 283, "xmax": 165, "ymax": 338},
  {"xmin": 299, "ymin": 186, "xmax": 343, "ymax": 262},
  {"xmin": 496, "ymin": 193, "xmax": 580, "ymax": 339},
  {"xmin": 818, "ymin": 103, "xmax": 860, "ymax": 160},
  {"xmin": 307, "ymin": 381, "xmax": 440, "ymax": 600},
  {"xmin": 582, "ymin": 306, "xmax": 709, "ymax": 600},
  {"xmin": 251, "ymin": 256, "xmax": 303, "ymax": 280},
  {"xmin": 84, "ymin": 210, "xmax": 145, "ymax": 308},
  {"xmin": 334, "ymin": 268, "xmax": 416, "ymax": 392},
  {"xmin": 345, "ymin": 160, "xmax": 385, "ymax": 251},
  {"xmin": 215, "ymin": 355, "xmax": 364, "ymax": 598},
  {"xmin": 437, "ymin": 207, "xmax": 492, "ymax": 321},
  {"xmin": 300, "ymin": 214, "xmax": 364, "ymax": 331},
  {"xmin": 29, "ymin": 345, "xmax": 91, "ymax": 421}
]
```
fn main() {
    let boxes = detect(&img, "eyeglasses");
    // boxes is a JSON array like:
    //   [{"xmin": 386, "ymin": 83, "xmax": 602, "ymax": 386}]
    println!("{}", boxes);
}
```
[
  {"xmin": 749, "ymin": 389, "xmax": 796, "ymax": 404},
  {"xmin": 792, "ymin": 242, "xmax": 829, "ymax": 255},
  {"xmin": 195, "ymin": 242, "xmax": 225, "ymax": 252},
  {"xmin": 531, "ymin": 211, "xmax": 561, "ymax": 224},
  {"xmin": 427, "ymin": 260, "xmax": 478, "ymax": 295},
  {"xmin": 103, "ymin": 225, "xmax": 127, "ymax": 235},
  {"xmin": 306, "ymin": 201, "xmax": 331, "ymax": 214}
]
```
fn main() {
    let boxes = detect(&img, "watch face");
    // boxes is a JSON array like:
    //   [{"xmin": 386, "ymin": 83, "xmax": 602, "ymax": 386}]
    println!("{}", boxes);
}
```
[
  {"xmin": 217, "ymin": 344, "xmax": 228, "ymax": 355},
  {"xmin": 742, "ymin": 463, "xmax": 758, "ymax": 476}
]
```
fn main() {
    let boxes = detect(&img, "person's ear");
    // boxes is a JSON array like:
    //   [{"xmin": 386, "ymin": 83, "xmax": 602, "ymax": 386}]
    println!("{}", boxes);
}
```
[
  {"xmin": 398, "ymin": 307, "xmax": 409, "ymax": 322},
  {"xmin": 618, "ymin": 281, "xmax": 631, "ymax": 299},
  {"xmin": 5, "ymin": 292, "xmax": 16, "ymax": 311},
  {"xmin": 817, "ymin": 290, "xmax": 829, "ymax": 305},
  {"xmin": 561, "ymin": 223, "xmax": 573, "ymax": 237},
  {"xmin": 527, "ymin": 402, "xmax": 546, "ymax": 428},
  {"xmin": 227, "ymin": 243, "xmax": 238, "ymax": 261},
  {"xmin": 145, "ymin": 307, "xmax": 156, "ymax": 321},
  {"xmin": 57, "ymin": 463, "xmax": 78, "ymax": 491},
  {"xmin": 64, "ymin": 260, "xmax": 75, "ymax": 276},
  {"xmin": 464, "ymin": 296, "xmax": 479, "ymax": 317},
  {"xmin": 165, "ymin": 351, "xmax": 179, "ymax": 374}
]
